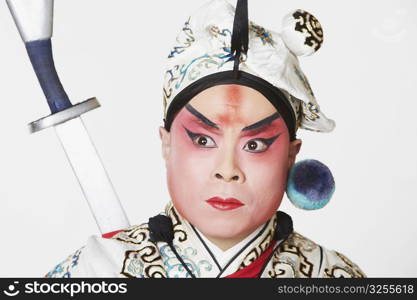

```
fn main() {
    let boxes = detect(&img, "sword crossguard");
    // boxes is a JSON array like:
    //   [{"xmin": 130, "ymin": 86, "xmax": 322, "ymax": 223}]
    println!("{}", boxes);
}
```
[{"xmin": 29, "ymin": 97, "xmax": 100, "ymax": 133}]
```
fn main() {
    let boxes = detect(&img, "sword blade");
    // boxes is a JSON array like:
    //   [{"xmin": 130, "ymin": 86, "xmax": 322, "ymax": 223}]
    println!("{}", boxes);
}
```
[{"xmin": 54, "ymin": 117, "xmax": 130, "ymax": 233}]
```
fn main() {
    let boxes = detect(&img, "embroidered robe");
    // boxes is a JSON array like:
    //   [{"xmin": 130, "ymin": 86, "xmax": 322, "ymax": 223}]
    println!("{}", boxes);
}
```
[{"xmin": 46, "ymin": 202, "xmax": 366, "ymax": 278}]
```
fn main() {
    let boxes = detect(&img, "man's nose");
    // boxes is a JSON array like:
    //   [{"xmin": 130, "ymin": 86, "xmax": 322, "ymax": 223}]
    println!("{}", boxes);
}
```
[{"xmin": 211, "ymin": 145, "xmax": 245, "ymax": 183}]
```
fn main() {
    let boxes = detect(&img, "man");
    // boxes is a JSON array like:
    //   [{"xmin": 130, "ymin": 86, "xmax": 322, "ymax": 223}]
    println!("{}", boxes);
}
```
[{"xmin": 46, "ymin": 0, "xmax": 365, "ymax": 278}]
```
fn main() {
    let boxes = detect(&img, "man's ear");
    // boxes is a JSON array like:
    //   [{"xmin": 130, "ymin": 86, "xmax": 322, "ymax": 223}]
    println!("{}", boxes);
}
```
[
  {"xmin": 159, "ymin": 126, "xmax": 171, "ymax": 162},
  {"xmin": 288, "ymin": 138, "xmax": 302, "ymax": 169}
]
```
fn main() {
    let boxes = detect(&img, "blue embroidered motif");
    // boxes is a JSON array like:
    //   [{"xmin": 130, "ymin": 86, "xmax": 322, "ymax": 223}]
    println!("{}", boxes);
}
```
[
  {"xmin": 45, "ymin": 247, "xmax": 84, "ymax": 278},
  {"xmin": 168, "ymin": 17, "xmax": 195, "ymax": 59},
  {"xmin": 208, "ymin": 26, "xmax": 232, "ymax": 39},
  {"xmin": 250, "ymin": 22, "xmax": 275, "ymax": 46},
  {"xmin": 160, "ymin": 244, "xmax": 212, "ymax": 278},
  {"xmin": 171, "ymin": 50, "xmax": 233, "ymax": 90},
  {"xmin": 164, "ymin": 25, "xmax": 234, "ymax": 97},
  {"xmin": 125, "ymin": 252, "xmax": 145, "ymax": 278}
]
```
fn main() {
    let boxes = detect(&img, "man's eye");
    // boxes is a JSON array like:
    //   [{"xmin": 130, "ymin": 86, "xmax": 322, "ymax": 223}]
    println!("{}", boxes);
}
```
[
  {"xmin": 192, "ymin": 135, "xmax": 216, "ymax": 147},
  {"xmin": 243, "ymin": 139, "xmax": 269, "ymax": 153},
  {"xmin": 184, "ymin": 127, "xmax": 217, "ymax": 148},
  {"xmin": 243, "ymin": 135, "xmax": 280, "ymax": 153}
]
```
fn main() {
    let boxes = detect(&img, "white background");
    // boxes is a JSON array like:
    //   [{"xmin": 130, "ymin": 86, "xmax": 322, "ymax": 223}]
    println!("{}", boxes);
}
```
[{"xmin": 0, "ymin": 0, "xmax": 416, "ymax": 277}]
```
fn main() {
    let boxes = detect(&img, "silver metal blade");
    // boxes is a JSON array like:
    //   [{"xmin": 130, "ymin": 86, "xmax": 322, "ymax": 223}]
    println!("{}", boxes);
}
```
[{"xmin": 54, "ymin": 117, "xmax": 130, "ymax": 233}]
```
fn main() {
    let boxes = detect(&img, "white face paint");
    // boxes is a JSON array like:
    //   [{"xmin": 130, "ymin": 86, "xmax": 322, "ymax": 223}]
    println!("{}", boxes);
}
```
[{"xmin": 160, "ymin": 84, "xmax": 301, "ymax": 248}]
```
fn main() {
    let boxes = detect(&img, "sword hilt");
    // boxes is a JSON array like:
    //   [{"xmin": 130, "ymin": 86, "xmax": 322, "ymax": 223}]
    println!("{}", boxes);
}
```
[
  {"xmin": 6, "ymin": 0, "xmax": 130, "ymax": 233},
  {"xmin": 6, "ymin": 0, "xmax": 69, "ymax": 113},
  {"xmin": 7, "ymin": 0, "xmax": 99, "ymax": 132},
  {"xmin": 25, "ymin": 38, "xmax": 72, "ymax": 113}
]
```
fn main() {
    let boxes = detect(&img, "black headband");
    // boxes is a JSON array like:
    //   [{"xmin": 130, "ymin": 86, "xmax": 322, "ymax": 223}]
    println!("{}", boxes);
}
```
[{"xmin": 163, "ymin": 70, "xmax": 297, "ymax": 141}]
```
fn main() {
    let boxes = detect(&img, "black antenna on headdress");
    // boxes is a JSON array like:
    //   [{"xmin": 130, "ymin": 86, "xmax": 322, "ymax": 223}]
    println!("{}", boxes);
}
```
[{"xmin": 231, "ymin": 0, "xmax": 249, "ymax": 79}]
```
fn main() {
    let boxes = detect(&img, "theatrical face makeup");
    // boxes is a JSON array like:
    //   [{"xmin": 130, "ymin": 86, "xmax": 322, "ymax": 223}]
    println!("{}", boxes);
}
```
[{"xmin": 160, "ymin": 85, "xmax": 301, "ymax": 247}]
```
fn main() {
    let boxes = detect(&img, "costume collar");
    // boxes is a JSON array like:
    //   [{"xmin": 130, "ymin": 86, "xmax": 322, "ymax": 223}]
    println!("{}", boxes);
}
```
[
  {"xmin": 193, "ymin": 223, "xmax": 265, "ymax": 269},
  {"xmin": 162, "ymin": 202, "xmax": 277, "ymax": 277}
]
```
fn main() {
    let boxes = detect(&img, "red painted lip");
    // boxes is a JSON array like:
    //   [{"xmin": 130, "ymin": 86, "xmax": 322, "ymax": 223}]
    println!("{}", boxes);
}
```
[{"xmin": 206, "ymin": 197, "xmax": 244, "ymax": 211}]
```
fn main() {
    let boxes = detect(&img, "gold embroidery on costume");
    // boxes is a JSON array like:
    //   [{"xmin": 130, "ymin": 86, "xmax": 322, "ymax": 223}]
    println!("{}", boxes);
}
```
[
  {"xmin": 169, "ymin": 206, "xmax": 188, "ymax": 243},
  {"xmin": 324, "ymin": 251, "xmax": 366, "ymax": 278},
  {"xmin": 266, "ymin": 232, "xmax": 319, "ymax": 278},
  {"xmin": 335, "ymin": 251, "xmax": 366, "ymax": 277},
  {"xmin": 269, "ymin": 256, "xmax": 298, "ymax": 278},
  {"xmin": 112, "ymin": 225, "xmax": 166, "ymax": 278},
  {"xmin": 303, "ymin": 102, "xmax": 320, "ymax": 121},
  {"xmin": 144, "ymin": 265, "xmax": 167, "ymax": 278},
  {"xmin": 324, "ymin": 266, "xmax": 356, "ymax": 278},
  {"xmin": 249, "ymin": 22, "xmax": 274, "ymax": 46},
  {"xmin": 279, "ymin": 243, "xmax": 314, "ymax": 277},
  {"xmin": 113, "ymin": 225, "xmax": 148, "ymax": 246},
  {"xmin": 238, "ymin": 214, "xmax": 277, "ymax": 269}
]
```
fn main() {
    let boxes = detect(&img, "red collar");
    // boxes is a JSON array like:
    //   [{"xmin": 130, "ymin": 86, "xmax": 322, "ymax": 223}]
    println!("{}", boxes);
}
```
[{"xmin": 225, "ymin": 240, "xmax": 276, "ymax": 278}]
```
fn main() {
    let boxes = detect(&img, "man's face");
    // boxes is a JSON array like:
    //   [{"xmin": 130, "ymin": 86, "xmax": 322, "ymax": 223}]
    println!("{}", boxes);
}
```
[{"xmin": 160, "ymin": 84, "xmax": 301, "ymax": 242}]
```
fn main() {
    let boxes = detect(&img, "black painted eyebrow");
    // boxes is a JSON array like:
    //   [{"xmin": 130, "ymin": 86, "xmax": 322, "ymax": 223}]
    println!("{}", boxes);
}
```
[
  {"xmin": 242, "ymin": 112, "xmax": 281, "ymax": 131},
  {"xmin": 185, "ymin": 104, "xmax": 219, "ymax": 129}
]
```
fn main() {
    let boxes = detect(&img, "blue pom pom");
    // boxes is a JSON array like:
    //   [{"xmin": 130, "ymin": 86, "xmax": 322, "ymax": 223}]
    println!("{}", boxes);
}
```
[{"xmin": 286, "ymin": 159, "xmax": 335, "ymax": 210}]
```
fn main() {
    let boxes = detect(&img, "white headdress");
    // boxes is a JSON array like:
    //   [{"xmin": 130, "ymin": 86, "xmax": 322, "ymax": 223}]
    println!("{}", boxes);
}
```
[{"xmin": 163, "ymin": 0, "xmax": 335, "ymax": 139}]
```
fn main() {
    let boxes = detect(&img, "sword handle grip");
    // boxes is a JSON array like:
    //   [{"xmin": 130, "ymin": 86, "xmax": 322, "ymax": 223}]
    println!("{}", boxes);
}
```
[{"xmin": 25, "ymin": 39, "xmax": 72, "ymax": 113}]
